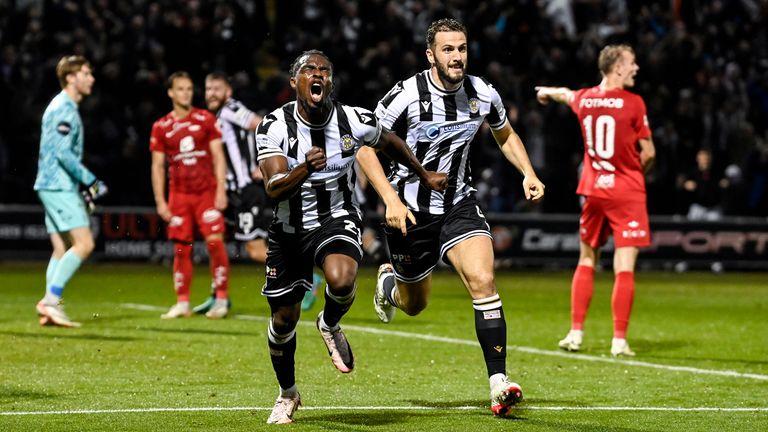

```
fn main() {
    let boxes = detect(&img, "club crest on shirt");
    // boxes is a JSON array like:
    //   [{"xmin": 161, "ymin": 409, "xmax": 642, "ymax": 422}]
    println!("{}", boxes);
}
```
[
  {"xmin": 339, "ymin": 134, "xmax": 354, "ymax": 152},
  {"xmin": 468, "ymin": 98, "xmax": 479, "ymax": 114}
]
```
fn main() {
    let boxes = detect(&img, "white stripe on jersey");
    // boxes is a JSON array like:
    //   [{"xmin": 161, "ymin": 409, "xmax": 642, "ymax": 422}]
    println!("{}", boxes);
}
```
[
  {"xmin": 375, "ymin": 70, "xmax": 508, "ymax": 215},
  {"xmin": 256, "ymin": 101, "xmax": 382, "ymax": 232},
  {"xmin": 217, "ymin": 99, "xmax": 257, "ymax": 191}
]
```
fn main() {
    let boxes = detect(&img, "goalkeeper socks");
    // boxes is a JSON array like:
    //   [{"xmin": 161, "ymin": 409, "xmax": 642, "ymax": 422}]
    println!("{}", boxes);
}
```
[
  {"xmin": 44, "ymin": 256, "xmax": 60, "ymax": 301},
  {"xmin": 206, "ymin": 239, "xmax": 230, "ymax": 299},
  {"xmin": 173, "ymin": 242, "xmax": 193, "ymax": 302},
  {"xmin": 48, "ymin": 250, "xmax": 83, "ymax": 302},
  {"xmin": 473, "ymin": 294, "xmax": 507, "ymax": 377},
  {"xmin": 268, "ymin": 319, "xmax": 297, "ymax": 390},
  {"xmin": 611, "ymin": 271, "xmax": 635, "ymax": 339},
  {"xmin": 321, "ymin": 284, "xmax": 356, "ymax": 328},
  {"xmin": 571, "ymin": 265, "xmax": 595, "ymax": 331}
]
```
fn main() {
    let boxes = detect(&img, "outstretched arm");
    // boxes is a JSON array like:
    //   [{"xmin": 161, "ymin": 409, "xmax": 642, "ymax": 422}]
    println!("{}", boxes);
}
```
[
  {"xmin": 535, "ymin": 86, "xmax": 574, "ymax": 105},
  {"xmin": 377, "ymin": 131, "xmax": 447, "ymax": 192},
  {"xmin": 491, "ymin": 123, "xmax": 545, "ymax": 202},
  {"xmin": 356, "ymin": 145, "xmax": 414, "ymax": 235}
]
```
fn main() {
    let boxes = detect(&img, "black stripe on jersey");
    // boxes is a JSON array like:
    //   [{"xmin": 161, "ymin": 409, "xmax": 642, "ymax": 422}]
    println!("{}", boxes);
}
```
[
  {"xmin": 442, "ymin": 141, "xmax": 466, "ymax": 210},
  {"xmin": 337, "ymin": 172, "xmax": 355, "ymax": 213},
  {"xmin": 416, "ymin": 138, "xmax": 452, "ymax": 212},
  {"xmin": 310, "ymin": 128, "xmax": 326, "ymax": 152},
  {"xmin": 443, "ymin": 94, "xmax": 457, "ymax": 121},
  {"xmin": 335, "ymin": 103, "xmax": 355, "ymax": 158},
  {"xmin": 486, "ymin": 102, "xmax": 502, "ymax": 127},
  {"xmin": 416, "ymin": 74, "xmax": 433, "ymax": 121},
  {"xmin": 380, "ymin": 81, "xmax": 404, "ymax": 109},
  {"xmin": 312, "ymin": 180, "xmax": 332, "ymax": 223},
  {"xmin": 463, "ymin": 78, "xmax": 481, "ymax": 119},
  {"xmin": 283, "ymin": 104, "xmax": 299, "ymax": 159}
]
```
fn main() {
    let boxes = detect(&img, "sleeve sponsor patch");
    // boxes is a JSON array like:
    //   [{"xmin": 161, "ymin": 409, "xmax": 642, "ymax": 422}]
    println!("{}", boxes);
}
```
[
  {"xmin": 56, "ymin": 121, "xmax": 72, "ymax": 135},
  {"xmin": 354, "ymin": 109, "xmax": 377, "ymax": 127}
]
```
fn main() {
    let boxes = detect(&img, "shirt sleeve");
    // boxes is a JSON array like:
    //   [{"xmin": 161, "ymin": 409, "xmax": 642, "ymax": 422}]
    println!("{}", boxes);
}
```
[
  {"xmin": 205, "ymin": 112, "xmax": 223, "ymax": 143},
  {"xmin": 633, "ymin": 96, "xmax": 652, "ymax": 140},
  {"xmin": 53, "ymin": 109, "xmax": 96, "ymax": 186},
  {"xmin": 219, "ymin": 102, "xmax": 255, "ymax": 130},
  {"xmin": 374, "ymin": 80, "xmax": 408, "ymax": 131},
  {"xmin": 486, "ymin": 82, "xmax": 508, "ymax": 130},
  {"xmin": 350, "ymin": 107, "xmax": 383, "ymax": 149},
  {"xmin": 568, "ymin": 89, "xmax": 585, "ymax": 114},
  {"xmin": 255, "ymin": 113, "xmax": 286, "ymax": 161},
  {"xmin": 149, "ymin": 121, "xmax": 165, "ymax": 153}
]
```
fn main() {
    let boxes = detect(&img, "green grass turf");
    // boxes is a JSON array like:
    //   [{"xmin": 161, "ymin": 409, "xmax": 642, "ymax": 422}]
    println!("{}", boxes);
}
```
[{"xmin": 0, "ymin": 263, "xmax": 766, "ymax": 431}]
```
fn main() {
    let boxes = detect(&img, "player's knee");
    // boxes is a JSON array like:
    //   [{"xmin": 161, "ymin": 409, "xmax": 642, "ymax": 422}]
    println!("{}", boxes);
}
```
[
  {"xmin": 174, "ymin": 242, "xmax": 192, "ymax": 260},
  {"xmin": 75, "ymin": 236, "xmax": 95, "ymax": 257},
  {"xmin": 323, "ymin": 266, "xmax": 357, "ymax": 294},
  {"xmin": 466, "ymin": 272, "xmax": 495, "ymax": 296},
  {"xmin": 401, "ymin": 298, "xmax": 428, "ymax": 316},
  {"xmin": 245, "ymin": 241, "xmax": 267, "ymax": 263},
  {"xmin": 271, "ymin": 312, "xmax": 298, "ymax": 333}
]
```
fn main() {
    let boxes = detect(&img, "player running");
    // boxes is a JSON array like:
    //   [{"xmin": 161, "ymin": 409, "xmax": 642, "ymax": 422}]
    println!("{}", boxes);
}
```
[{"xmin": 257, "ymin": 50, "xmax": 446, "ymax": 424}]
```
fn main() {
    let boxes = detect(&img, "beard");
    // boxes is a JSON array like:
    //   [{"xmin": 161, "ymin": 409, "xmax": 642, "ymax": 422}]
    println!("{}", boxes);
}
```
[{"xmin": 435, "ymin": 60, "xmax": 465, "ymax": 85}]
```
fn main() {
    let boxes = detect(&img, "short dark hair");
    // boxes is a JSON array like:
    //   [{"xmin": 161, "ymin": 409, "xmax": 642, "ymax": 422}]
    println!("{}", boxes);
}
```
[
  {"xmin": 289, "ymin": 49, "xmax": 333, "ymax": 77},
  {"xmin": 56, "ymin": 55, "xmax": 91, "ymax": 89},
  {"xmin": 166, "ymin": 71, "xmax": 192, "ymax": 89},
  {"xmin": 598, "ymin": 44, "xmax": 634, "ymax": 76},
  {"xmin": 426, "ymin": 18, "xmax": 467, "ymax": 49},
  {"xmin": 205, "ymin": 71, "xmax": 230, "ymax": 85}
]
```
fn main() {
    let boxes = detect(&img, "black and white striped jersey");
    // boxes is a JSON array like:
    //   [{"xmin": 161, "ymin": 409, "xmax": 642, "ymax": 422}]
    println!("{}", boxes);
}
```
[
  {"xmin": 256, "ymin": 101, "xmax": 382, "ymax": 232},
  {"xmin": 216, "ymin": 98, "xmax": 258, "ymax": 192},
  {"xmin": 375, "ymin": 70, "xmax": 508, "ymax": 215}
]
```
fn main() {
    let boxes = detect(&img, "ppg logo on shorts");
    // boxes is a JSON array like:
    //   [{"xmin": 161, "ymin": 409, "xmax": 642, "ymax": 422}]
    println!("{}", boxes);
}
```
[
  {"xmin": 425, "ymin": 125, "xmax": 440, "ymax": 141},
  {"xmin": 391, "ymin": 253, "xmax": 412, "ymax": 263}
]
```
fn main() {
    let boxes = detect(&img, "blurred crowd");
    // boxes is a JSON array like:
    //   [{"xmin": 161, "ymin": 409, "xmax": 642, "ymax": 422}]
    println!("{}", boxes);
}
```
[{"xmin": 1, "ymin": 0, "xmax": 767, "ymax": 217}]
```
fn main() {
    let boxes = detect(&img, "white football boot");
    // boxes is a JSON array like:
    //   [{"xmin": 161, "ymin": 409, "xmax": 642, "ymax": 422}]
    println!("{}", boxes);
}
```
[
  {"xmin": 374, "ymin": 263, "xmax": 396, "ymax": 323},
  {"xmin": 558, "ymin": 329, "xmax": 583, "ymax": 352}
]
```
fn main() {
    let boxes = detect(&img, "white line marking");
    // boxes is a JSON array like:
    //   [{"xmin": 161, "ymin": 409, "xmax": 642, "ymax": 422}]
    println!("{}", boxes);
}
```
[
  {"xmin": 121, "ymin": 303, "xmax": 768, "ymax": 381},
  {"xmin": 3, "ymin": 406, "xmax": 767, "ymax": 416}
]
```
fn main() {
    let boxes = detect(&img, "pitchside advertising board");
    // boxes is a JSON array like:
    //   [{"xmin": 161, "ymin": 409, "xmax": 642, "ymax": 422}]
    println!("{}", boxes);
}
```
[{"xmin": 1, "ymin": 206, "xmax": 766, "ymax": 270}]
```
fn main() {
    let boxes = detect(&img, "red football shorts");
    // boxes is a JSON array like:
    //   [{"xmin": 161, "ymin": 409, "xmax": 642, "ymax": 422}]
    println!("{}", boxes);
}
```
[
  {"xmin": 579, "ymin": 196, "xmax": 651, "ymax": 248},
  {"xmin": 167, "ymin": 189, "xmax": 225, "ymax": 243}
]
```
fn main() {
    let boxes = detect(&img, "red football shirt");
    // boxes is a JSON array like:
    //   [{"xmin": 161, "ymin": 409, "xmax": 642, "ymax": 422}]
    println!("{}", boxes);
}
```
[
  {"xmin": 150, "ymin": 108, "xmax": 222, "ymax": 194},
  {"xmin": 569, "ymin": 86, "xmax": 652, "ymax": 201}
]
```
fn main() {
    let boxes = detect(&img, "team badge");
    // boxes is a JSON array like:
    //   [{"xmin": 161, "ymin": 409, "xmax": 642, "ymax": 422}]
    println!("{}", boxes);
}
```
[
  {"xmin": 339, "ymin": 134, "xmax": 354, "ymax": 152},
  {"xmin": 468, "ymin": 98, "xmax": 479, "ymax": 114}
]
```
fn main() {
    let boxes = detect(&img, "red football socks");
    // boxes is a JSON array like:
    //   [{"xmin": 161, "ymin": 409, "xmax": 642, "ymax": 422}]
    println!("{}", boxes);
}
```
[
  {"xmin": 611, "ymin": 271, "xmax": 635, "ymax": 339},
  {"xmin": 207, "ymin": 240, "xmax": 230, "ymax": 299},
  {"xmin": 570, "ymin": 265, "xmax": 595, "ymax": 330}
]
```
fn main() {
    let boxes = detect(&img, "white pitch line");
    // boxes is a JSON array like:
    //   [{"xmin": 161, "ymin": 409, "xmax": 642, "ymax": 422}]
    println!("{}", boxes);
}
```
[
  {"xmin": 121, "ymin": 303, "xmax": 768, "ymax": 381},
  {"xmin": 3, "ymin": 405, "xmax": 767, "ymax": 416}
]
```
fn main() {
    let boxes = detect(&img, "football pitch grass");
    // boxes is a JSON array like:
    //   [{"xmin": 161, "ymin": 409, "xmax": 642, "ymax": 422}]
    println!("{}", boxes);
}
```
[{"xmin": 1, "ymin": 263, "xmax": 766, "ymax": 431}]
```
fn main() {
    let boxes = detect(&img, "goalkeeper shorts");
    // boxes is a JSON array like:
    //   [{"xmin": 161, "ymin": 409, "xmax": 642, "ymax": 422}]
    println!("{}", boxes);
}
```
[{"xmin": 37, "ymin": 190, "xmax": 90, "ymax": 233}]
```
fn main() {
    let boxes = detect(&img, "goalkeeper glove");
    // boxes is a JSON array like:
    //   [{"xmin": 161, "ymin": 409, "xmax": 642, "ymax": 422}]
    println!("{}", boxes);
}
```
[{"xmin": 87, "ymin": 179, "xmax": 109, "ymax": 200}]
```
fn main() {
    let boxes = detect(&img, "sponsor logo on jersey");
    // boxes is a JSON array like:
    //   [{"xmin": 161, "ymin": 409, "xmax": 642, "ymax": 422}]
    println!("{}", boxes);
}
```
[
  {"xmin": 579, "ymin": 97, "xmax": 624, "ymax": 109},
  {"xmin": 188, "ymin": 124, "xmax": 201, "ymax": 132},
  {"xmin": 339, "ymin": 134, "xmax": 354, "ymax": 152},
  {"xmin": 354, "ymin": 110, "xmax": 376, "ymax": 126},
  {"xmin": 423, "ymin": 121, "xmax": 479, "ymax": 141},
  {"xmin": 595, "ymin": 173, "xmax": 615, "ymax": 189},
  {"xmin": 468, "ymin": 98, "xmax": 479, "ymax": 114}
]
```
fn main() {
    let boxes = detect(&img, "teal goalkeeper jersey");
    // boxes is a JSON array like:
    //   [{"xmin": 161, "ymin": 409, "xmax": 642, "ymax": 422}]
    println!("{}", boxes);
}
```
[{"xmin": 33, "ymin": 91, "xmax": 96, "ymax": 191}]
